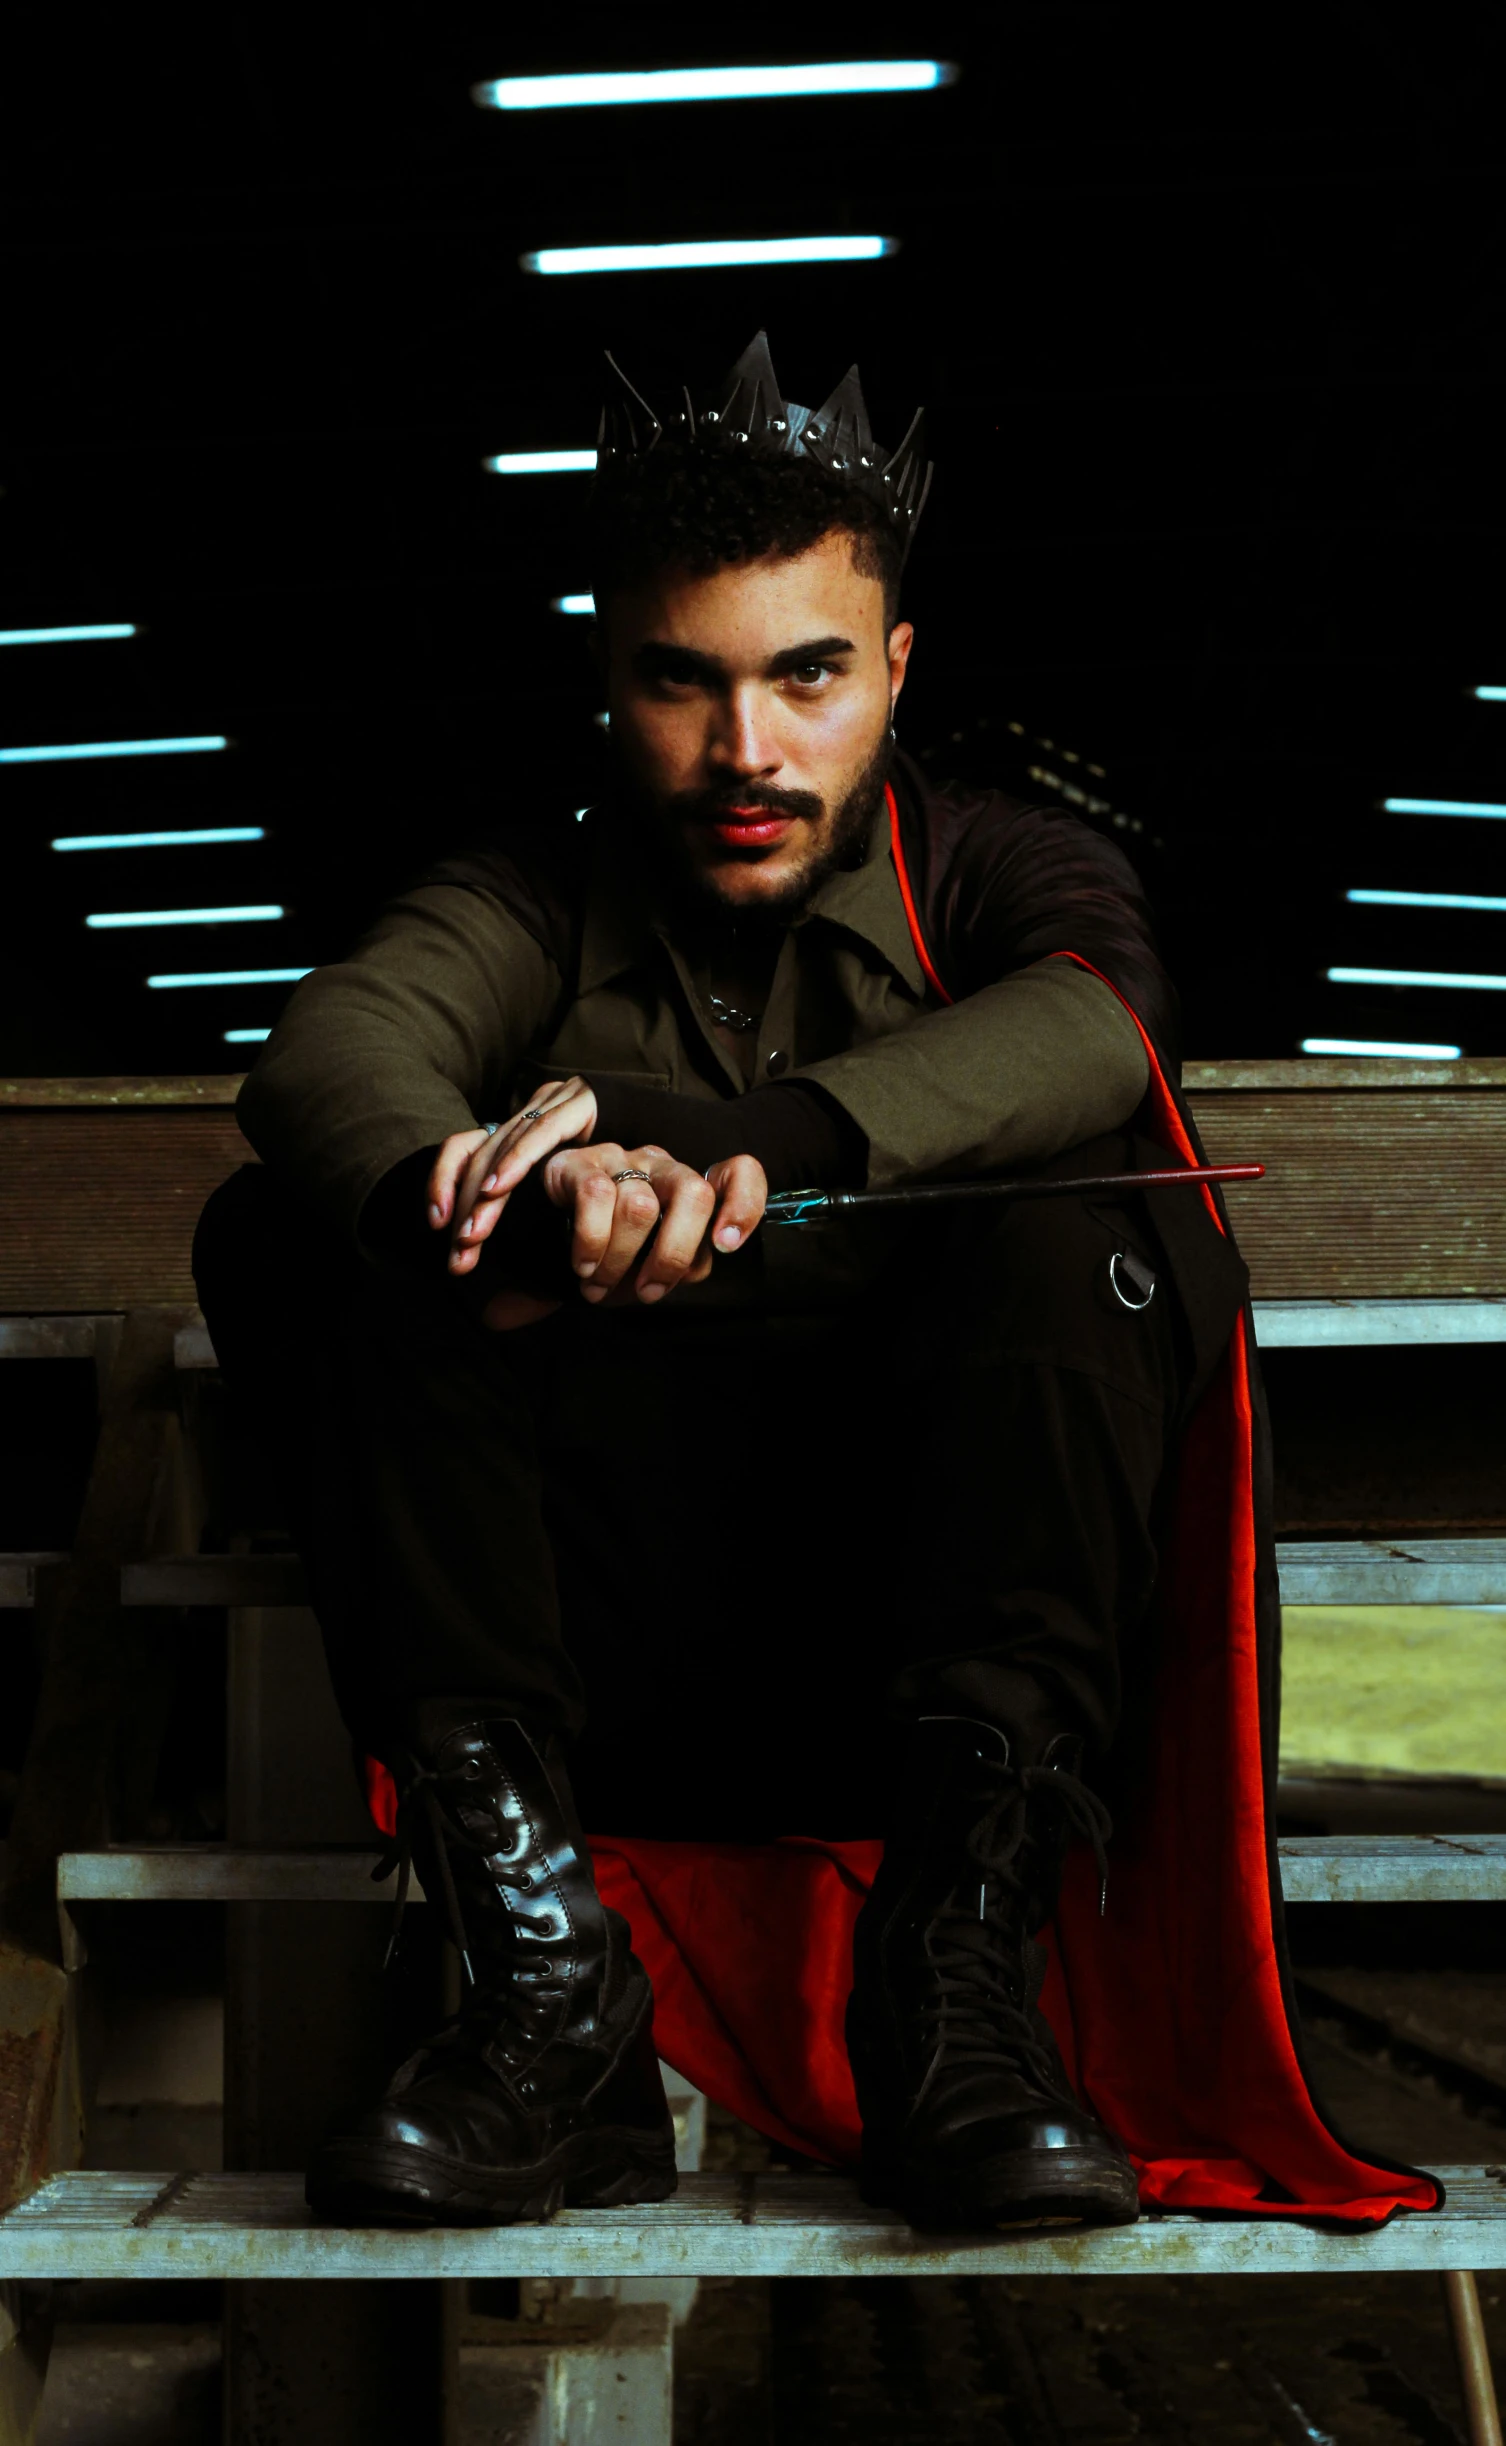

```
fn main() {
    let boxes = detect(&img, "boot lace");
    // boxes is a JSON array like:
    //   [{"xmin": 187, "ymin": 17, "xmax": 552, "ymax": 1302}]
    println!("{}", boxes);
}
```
[
  {"xmin": 918, "ymin": 1758, "xmax": 1112, "ymax": 2078},
  {"xmin": 373, "ymin": 1760, "xmax": 536, "ymax": 1988}
]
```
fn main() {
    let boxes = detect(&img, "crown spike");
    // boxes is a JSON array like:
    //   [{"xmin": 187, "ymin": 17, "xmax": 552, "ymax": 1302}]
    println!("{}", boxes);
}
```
[
  {"xmin": 599, "ymin": 349, "xmax": 663, "ymax": 460},
  {"xmin": 593, "ymin": 334, "xmax": 933, "ymax": 558}
]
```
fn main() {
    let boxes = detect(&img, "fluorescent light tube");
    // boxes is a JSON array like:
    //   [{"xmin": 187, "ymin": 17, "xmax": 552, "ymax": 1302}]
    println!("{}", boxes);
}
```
[
  {"xmin": 0, "ymin": 624, "xmax": 137, "ymax": 645},
  {"xmin": 0, "ymin": 735, "xmax": 229, "ymax": 764},
  {"xmin": 1327, "ymin": 966, "xmax": 1506, "ymax": 991},
  {"xmin": 1346, "ymin": 889, "xmax": 1506, "ymax": 912},
  {"xmin": 224, "ymin": 1028, "xmax": 273, "ymax": 1044},
  {"xmin": 484, "ymin": 450, "xmax": 597, "ymax": 475},
  {"xmin": 86, "ymin": 905, "xmax": 284, "ymax": 930},
  {"xmin": 476, "ymin": 62, "xmax": 953, "ymax": 110},
  {"xmin": 52, "ymin": 828, "xmax": 267, "ymax": 851},
  {"xmin": 1301, "ymin": 1037, "xmax": 1462, "ymax": 1058},
  {"xmin": 1382, "ymin": 797, "xmax": 1506, "ymax": 818},
  {"xmin": 147, "ymin": 967, "xmax": 311, "ymax": 989},
  {"xmin": 521, "ymin": 236, "xmax": 897, "ymax": 276},
  {"xmin": 1471, "ymin": 686, "xmax": 1506, "ymax": 702},
  {"xmin": 551, "ymin": 594, "xmax": 595, "ymax": 615}
]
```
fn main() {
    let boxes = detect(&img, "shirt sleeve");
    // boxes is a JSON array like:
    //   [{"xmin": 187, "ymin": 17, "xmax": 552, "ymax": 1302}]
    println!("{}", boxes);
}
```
[
  {"xmin": 792, "ymin": 956, "xmax": 1149, "ymax": 1187},
  {"xmin": 235, "ymin": 883, "xmax": 558, "ymax": 1241}
]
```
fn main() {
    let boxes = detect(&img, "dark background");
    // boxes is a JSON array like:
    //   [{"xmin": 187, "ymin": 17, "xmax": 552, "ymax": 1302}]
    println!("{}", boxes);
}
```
[{"xmin": 4, "ymin": 4, "xmax": 1504, "ymax": 1076}]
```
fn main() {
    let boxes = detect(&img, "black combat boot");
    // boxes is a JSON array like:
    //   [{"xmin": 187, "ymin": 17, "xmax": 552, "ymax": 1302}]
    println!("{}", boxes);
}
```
[
  {"xmin": 847, "ymin": 1715, "xmax": 1139, "ymax": 2231},
  {"xmin": 306, "ymin": 1707, "xmax": 677, "ymax": 2224}
]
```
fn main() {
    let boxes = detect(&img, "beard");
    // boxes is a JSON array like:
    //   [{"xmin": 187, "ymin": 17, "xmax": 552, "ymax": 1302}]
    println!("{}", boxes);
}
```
[{"xmin": 635, "ymin": 727, "xmax": 894, "ymax": 928}]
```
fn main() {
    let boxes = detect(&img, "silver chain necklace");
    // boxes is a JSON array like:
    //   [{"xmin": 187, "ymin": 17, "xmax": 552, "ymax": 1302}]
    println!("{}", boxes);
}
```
[{"xmin": 706, "ymin": 991, "xmax": 761, "ymax": 1034}]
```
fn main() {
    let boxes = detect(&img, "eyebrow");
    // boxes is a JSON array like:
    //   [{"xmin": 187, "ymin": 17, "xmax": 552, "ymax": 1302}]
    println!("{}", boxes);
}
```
[{"xmin": 632, "ymin": 634, "xmax": 857, "ymax": 683}]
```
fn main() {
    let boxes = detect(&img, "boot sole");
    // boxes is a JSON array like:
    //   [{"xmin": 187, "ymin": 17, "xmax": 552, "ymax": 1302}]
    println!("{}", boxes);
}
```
[
  {"xmin": 862, "ymin": 2144, "xmax": 1140, "ymax": 2233},
  {"xmin": 306, "ymin": 2126, "xmax": 678, "ymax": 2227}
]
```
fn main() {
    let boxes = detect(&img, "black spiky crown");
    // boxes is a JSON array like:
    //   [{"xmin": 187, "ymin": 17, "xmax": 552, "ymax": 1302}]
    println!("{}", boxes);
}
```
[{"xmin": 595, "ymin": 329, "xmax": 933, "ymax": 560}]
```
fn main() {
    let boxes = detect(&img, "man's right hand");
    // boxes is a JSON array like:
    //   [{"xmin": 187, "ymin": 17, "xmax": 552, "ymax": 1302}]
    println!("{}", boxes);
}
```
[{"xmin": 424, "ymin": 1082, "xmax": 767, "ymax": 1329}]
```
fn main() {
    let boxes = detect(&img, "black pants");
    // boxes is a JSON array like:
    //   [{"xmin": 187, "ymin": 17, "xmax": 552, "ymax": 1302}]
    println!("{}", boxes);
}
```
[{"xmin": 193, "ymin": 1141, "xmax": 1206, "ymax": 1840}]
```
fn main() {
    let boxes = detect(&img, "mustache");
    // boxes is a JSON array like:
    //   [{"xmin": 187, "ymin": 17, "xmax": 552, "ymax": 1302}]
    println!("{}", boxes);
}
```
[{"xmin": 671, "ymin": 781, "xmax": 824, "ymax": 826}]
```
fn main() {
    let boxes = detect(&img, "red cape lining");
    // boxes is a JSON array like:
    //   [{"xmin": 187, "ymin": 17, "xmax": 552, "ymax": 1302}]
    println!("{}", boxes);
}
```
[{"xmin": 363, "ymin": 793, "xmax": 1438, "ymax": 2223}]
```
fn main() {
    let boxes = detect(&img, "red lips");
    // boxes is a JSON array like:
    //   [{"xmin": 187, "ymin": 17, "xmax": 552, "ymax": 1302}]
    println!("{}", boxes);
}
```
[{"xmin": 704, "ymin": 809, "xmax": 796, "ymax": 848}]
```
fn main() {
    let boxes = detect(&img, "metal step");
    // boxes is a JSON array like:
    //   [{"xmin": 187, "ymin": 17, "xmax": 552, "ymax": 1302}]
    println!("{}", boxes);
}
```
[
  {"xmin": 59, "ymin": 1847, "xmax": 419, "ymax": 1904},
  {"xmin": 56, "ymin": 1835, "xmax": 1506, "ymax": 1908},
  {"xmin": 1276, "ymin": 1539, "xmax": 1506, "ymax": 1605},
  {"xmin": 121, "ymin": 1554, "xmax": 309, "ymax": 1607},
  {"xmin": 1253, "ymin": 1300, "xmax": 1506, "ymax": 1346},
  {"xmin": 0, "ymin": 1552, "xmax": 65, "ymax": 1607},
  {"xmin": 8, "ymin": 1306, "xmax": 1506, "ymax": 1375},
  {"xmin": 113, "ymin": 1542, "xmax": 1506, "ymax": 1612},
  {"xmin": 1278, "ymin": 1836, "xmax": 1506, "ymax": 1903},
  {"xmin": 163, "ymin": 1303, "xmax": 1506, "ymax": 1366},
  {"xmin": 0, "ymin": 2166, "xmax": 1499, "ymax": 2280}
]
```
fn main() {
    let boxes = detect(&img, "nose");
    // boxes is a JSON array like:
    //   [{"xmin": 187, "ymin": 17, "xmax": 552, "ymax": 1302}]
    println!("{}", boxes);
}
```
[{"xmin": 707, "ymin": 683, "xmax": 781, "ymax": 781}]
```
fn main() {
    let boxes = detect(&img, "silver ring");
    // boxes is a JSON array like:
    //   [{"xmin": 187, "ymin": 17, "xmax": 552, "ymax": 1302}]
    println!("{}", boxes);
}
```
[
  {"xmin": 612, "ymin": 1168, "xmax": 653, "ymax": 1184},
  {"xmin": 521, "ymin": 1108, "xmax": 547, "ymax": 1122},
  {"xmin": 481, "ymin": 1121, "xmax": 500, "ymax": 1136}
]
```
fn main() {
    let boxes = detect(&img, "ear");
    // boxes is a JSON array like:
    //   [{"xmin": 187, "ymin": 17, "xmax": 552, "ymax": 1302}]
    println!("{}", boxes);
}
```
[{"xmin": 887, "ymin": 620, "xmax": 915, "ymax": 706}]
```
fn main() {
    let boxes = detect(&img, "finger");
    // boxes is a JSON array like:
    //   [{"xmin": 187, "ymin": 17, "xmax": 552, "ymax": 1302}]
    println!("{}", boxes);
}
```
[
  {"xmin": 450, "ymin": 1094, "xmax": 593, "ymax": 1264},
  {"xmin": 558, "ymin": 1158, "xmax": 626, "ymax": 1281},
  {"xmin": 579, "ymin": 1175, "xmax": 661, "ymax": 1300},
  {"xmin": 633, "ymin": 1167, "xmax": 715, "ymax": 1302},
  {"xmin": 427, "ymin": 1129, "xmax": 492, "ymax": 1228},
  {"xmin": 483, "ymin": 1083, "xmax": 598, "ymax": 1197},
  {"xmin": 706, "ymin": 1155, "xmax": 769, "ymax": 1252}
]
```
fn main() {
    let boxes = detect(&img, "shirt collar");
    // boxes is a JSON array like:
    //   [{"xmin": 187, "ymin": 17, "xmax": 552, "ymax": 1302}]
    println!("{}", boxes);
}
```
[{"xmin": 574, "ymin": 794, "xmax": 927, "ymax": 1001}]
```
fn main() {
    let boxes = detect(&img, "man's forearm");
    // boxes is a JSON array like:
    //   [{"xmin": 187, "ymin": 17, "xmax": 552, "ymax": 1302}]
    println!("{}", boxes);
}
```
[{"xmin": 795, "ymin": 960, "xmax": 1150, "ymax": 1186}]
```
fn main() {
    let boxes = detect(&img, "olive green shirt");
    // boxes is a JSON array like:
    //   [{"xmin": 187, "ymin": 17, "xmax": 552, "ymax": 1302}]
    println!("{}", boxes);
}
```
[{"xmin": 238, "ymin": 810, "xmax": 1149, "ymax": 1242}]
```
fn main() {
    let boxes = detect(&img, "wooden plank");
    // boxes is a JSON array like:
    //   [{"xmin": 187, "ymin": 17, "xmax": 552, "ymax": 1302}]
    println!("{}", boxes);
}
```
[
  {"xmin": 55, "ymin": 1838, "xmax": 1506, "ymax": 1908},
  {"xmin": 1188, "ymin": 1087, "xmax": 1506, "ymax": 1299},
  {"xmin": 1279, "ymin": 1836, "xmax": 1506, "ymax": 1904},
  {"xmin": 121, "ymin": 1556, "xmax": 308, "ymax": 1608},
  {"xmin": 0, "ymin": 2167, "xmax": 1500, "ymax": 2280},
  {"xmin": 1183, "ymin": 1061, "xmax": 1506, "ymax": 1092},
  {"xmin": 0, "ymin": 1112, "xmax": 256, "ymax": 1310},
  {"xmin": 0, "ymin": 1079, "xmax": 244, "ymax": 1108},
  {"xmin": 1276, "ymin": 1539, "xmax": 1506, "ymax": 1604}
]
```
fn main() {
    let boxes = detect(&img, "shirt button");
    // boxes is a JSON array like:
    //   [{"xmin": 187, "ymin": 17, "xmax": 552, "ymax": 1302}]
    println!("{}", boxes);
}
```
[{"xmin": 766, "ymin": 1050, "xmax": 789, "ymax": 1077}]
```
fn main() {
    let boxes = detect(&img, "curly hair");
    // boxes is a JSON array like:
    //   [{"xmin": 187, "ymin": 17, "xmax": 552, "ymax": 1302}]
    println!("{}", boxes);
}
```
[{"xmin": 585, "ymin": 426, "xmax": 904, "ymax": 628}]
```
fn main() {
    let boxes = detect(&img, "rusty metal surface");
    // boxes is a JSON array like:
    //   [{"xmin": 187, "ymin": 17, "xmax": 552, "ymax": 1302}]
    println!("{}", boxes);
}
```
[
  {"xmin": 0, "ymin": 1113, "xmax": 254, "ymax": 1311},
  {"xmin": 1188, "ymin": 1087, "xmax": 1506, "ymax": 1298},
  {"xmin": 0, "ymin": 1945, "xmax": 80, "ymax": 2217}
]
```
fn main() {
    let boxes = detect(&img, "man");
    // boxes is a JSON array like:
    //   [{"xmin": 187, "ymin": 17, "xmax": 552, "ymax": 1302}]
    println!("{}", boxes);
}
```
[{"xmin": 194, "ymin": 333, "xmax": 1433, "ymax": 2238}]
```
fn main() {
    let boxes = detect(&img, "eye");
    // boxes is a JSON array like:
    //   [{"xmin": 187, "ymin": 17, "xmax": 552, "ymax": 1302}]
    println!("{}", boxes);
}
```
[{"xmin": 787, "ymin": 661, "xmax": 835, "ymax": 688}]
